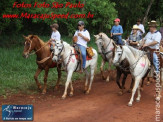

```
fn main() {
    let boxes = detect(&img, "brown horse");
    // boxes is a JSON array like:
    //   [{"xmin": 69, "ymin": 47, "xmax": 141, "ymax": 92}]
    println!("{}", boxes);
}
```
[{"xmin": 22, "ymin": 35, "xmax": 61, "ymax": 94}]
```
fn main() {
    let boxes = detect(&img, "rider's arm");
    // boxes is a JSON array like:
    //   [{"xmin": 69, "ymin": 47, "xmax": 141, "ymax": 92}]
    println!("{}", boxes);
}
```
[{"xmin": 143, "ymin": 41, "xmax": 158, "ymax": 47}]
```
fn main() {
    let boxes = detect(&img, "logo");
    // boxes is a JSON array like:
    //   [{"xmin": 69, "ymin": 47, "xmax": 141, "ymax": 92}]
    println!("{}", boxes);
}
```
[{"xmin": 2, "ymin": 105, "xmax": 33, "ymax": 121}]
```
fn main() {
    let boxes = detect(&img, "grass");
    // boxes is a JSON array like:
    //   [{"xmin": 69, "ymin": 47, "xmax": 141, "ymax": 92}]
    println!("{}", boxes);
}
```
[{"xmin": 0, "ymin": 35, "xmax": 112, "ymax": 96}]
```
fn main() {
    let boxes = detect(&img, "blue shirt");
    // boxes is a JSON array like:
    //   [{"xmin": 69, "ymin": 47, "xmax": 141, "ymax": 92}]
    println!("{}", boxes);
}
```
[{"xmin": 111, "ymin": 25, "xmax": 123, "ymax": 39}]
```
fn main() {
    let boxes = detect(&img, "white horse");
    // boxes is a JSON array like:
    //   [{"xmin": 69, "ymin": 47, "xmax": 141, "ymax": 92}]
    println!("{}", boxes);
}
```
[
  {"xmin": 94, "ymin": 33, "xmax": 114, "ymax": 82},
  {"xmin": 113, "ymin": 45, "xmax": 151, "ymax": 106},
  {"xmin": 52, "ymin": 41, "xmax": 98, "ymax": 99}
]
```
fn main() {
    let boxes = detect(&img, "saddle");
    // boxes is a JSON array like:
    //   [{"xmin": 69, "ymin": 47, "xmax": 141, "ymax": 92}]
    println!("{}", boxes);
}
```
[{"xmin": 73, "ymin": 43, "xmax": 93, "ymax": 71}]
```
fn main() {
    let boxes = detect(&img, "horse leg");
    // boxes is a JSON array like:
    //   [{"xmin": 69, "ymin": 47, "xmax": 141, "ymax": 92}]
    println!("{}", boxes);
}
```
[
  {"xmin": 34, "ymin": 68, "xmax": 42, "ymax": 90},
  {"xmin": 140, "ymin": 78, "xmax": 145, "ymax": 91},
  {"xmin": 116, "ymin": 68, "xmax": 122, "ymax": 91},
  {"xmin": 106, "ymin": 60, "xmax": 112, "ymax": 82},
  {"xmin": 69, "ymin": 81, "xmax": 74, "ymax": 97},
  {"xmin": 86, "ymin": 67, "xmax": 95, "ymax": 94},
  {"xmin": 55, "ymin": 65, "xmax": 62, "ymax": 90},
  {"xmin": 128, "ymin": 77, "xmax": 141, "ymax": 106},
  {"xmin": 62, "ymin": 70, "xmax": 73, "ymax": 99},
  {"xmin": 136, "ymin": 85, "xmax": 141, "ymax": 102},
  {"xmin": 42, "ymin": 68, "xmax": 49, "ymax": 94},
  {"xmin": 100, "ymin": 59, "xmax": 106, "ymax": 80},
  {"xmin": 84, "ymin": 69, "xmax": 89, "ymax": 93},
  {"xmin": 128, "ymin": 78, "xmax": 134, "ymax": 93},
  {"xmin": 120, "ymin": 73, "xmax": 127, "ymax": 95}
]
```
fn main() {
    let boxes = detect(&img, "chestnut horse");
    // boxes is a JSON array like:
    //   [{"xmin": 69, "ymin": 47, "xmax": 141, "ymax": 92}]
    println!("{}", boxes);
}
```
[{"xmin": 22, "ymin": 35, "xmax": 61, "ymax": 94}]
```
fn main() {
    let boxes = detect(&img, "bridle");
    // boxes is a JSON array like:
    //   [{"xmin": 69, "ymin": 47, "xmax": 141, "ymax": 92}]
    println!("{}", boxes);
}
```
[
  {"xmin": 98, "ymin": 37, "xmax": 113, "ymax": 61},
  {"xmin": 114, "ymin": 46, "xmax": 146, "ymax": 73},
  {"xmin": 24, "ymin": 39, "xmax": 50, "ymax": 56},
  {"xmin": 54, "ymin": 43, "xmax": 65, "ymax": 64},
  {"xmin": 54, "ymin": 43, "xmax": 75, "ymax": 71}
]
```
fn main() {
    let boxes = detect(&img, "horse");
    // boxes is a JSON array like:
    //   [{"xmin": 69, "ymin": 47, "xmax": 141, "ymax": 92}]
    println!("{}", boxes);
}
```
[
  {"xmin": 22, "ymin": 35, "xmax": 62, "ymax": 94},
  {"xmin": 94, "ymin": 32, "xmax": 135, "ymax": 95},
  {"xmin": 52, "ymin": 41, "xmax": 98, "ymax": 99},
  {"xmin": 112, "ymin": 44, "xmax": 152, "ymax": 106}
]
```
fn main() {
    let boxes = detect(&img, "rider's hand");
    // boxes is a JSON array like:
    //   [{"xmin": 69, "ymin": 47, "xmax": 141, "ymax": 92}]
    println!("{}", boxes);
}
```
[
  {"xmin": 50, "ymin": 39, "xmax": 55, "ymax": 41},
  {"xmin": 78, "ymin": 33, "xmax": 84, "ymax": 38},
  {"xmin": 142, "ymin": 44, "xmax": 148, "ymax": 48}
]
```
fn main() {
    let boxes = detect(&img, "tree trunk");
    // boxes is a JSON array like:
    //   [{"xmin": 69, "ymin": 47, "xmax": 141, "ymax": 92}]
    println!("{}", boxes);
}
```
[{"xmin": 142, "ymin": 0, "xmax": 154, "ymax": 25}]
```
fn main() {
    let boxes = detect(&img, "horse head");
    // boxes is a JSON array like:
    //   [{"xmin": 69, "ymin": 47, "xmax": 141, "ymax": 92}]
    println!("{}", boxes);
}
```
[
  {"xmin": 22, "ymin": 35, "xmax": 43, "ymax": 58},
  {"xmin": 112, "ymin": 45, "xmax": 125, "ymax": 66},
  {"xmin": 52, "ymin": 40, "xmax": 64, "ymax": 62},
  {"xmin": 94, "ymin": 32, "xmax": 114, "ymax": 55}
]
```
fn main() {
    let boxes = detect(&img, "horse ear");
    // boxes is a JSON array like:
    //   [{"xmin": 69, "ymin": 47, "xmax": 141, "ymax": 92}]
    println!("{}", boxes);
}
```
[
  {"xmin": 94, "ymin": 35, "xmax": 97, "ymax": 38},
  {"xmin": 23, "ymin": 35, "xmax": 26, "ymax": 38}
]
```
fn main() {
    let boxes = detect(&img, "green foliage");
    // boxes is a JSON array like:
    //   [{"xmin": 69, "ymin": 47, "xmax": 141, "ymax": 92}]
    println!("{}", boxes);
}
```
[{"xmin": 0, "ymin": 0, "xmax": 117, "ymax": 36}]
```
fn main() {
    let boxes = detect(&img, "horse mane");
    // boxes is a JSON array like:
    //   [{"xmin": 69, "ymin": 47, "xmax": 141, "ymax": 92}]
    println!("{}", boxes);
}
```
[
  {"xmin": 127, "ymin": 46, "xmax": 144, "ymax": 58},
  {"xmin": 99, "ymin": 32, "xmax": 112, "ymax": 42},
  {"xmin": 28, "ymin": 35, "xmax": 45, "ymax": 45},
  {"xmin": 63, "ymin": 41, "xmax": 74, "ymax": 50}
]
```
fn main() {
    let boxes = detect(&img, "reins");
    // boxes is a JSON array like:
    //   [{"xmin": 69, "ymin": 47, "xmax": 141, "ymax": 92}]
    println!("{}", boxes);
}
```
[{"xmin": 25, "ymin": 39, "xmax": 53, "ymax": 64}]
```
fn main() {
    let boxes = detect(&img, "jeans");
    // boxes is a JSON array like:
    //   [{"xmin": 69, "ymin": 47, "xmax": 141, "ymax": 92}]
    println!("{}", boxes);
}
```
[
  {"xmin": 117, "ymin": 38, "xmax": 123, "ymax": 45},
  {"xmin": 77, "ymin": 44, "xmax": 86, "ymax": 68},
  {"xmin": 153, "ymin": 52, "xmax": 159, "ymax": 72}
]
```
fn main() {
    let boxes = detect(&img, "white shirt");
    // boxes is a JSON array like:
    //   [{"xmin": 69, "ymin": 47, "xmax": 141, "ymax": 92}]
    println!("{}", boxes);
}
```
[
  {"xmin": 131, "ymin": 24, "xmax": 145, "ymax": 36},
  {"xmin": 51, "ymin": 31, "xmax": 61, "ymax": 41},
  {"xmin": 74, "ymin": 29, "xmax": 90, "ymax": 47},
  {"xmin": 144, "ymin": 31, "xmax": 161, "ymax": 49}
]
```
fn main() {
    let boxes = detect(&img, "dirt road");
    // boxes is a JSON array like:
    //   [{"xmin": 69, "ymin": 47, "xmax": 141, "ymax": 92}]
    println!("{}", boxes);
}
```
[{"xmin": 0, "ymin": 72, "xmax": 163, "ymax": 122}]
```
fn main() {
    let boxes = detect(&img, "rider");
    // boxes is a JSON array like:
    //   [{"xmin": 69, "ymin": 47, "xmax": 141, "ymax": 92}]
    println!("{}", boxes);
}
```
[
  {"xmin": 141, "ymin": 20, "xmax": 161, "ymax": 72},
  {"xmin": 131, "ymin": 18, "xmax": 145, "ymax": 39},
  {"xmin": 111, "ymin": 18, "xmax": 123, "ymax": 45},
  {"xmin": 50, "ymin": 23, "xmax": 61, "ymax": 51},
  {"xmin": 128, "ymin": 25, "xmax": 141, "ymax": 48},
  {"xmin": 73, "ymin": 21, "xmax": 90, "ymax": 72}
]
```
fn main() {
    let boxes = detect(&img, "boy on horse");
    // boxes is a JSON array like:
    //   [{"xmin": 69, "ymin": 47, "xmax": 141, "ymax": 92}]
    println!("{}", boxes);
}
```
[
  {"xmin": 110, "ymin": 18, "xmax": 123, "ymax": 45},
  {"xmin": 50, "ymin": 23, "xmax": 61, "ymax": 51},
  {"xmin": 128, "ymin": 25, "xmax": 141, "ymax": 48},
  {"xmin": 141, "ymin": 21, "xmax": 161, "ymax": 72},
  {"xmin": 73, "ymin": 21, "xmax": 90, "ymax": 72}
]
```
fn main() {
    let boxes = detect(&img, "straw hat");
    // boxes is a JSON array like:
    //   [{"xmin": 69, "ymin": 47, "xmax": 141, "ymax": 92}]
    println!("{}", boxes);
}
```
[
  {"xmin": 148, "ymin": 20, "xmax": 157, "ymax": 27},
  {"xmin": 132, "ymin": 25, "xmax": 140, "ymax": 30}
]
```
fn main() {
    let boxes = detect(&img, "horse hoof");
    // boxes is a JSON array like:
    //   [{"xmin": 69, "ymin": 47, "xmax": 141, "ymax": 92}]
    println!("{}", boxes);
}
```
[
  {"xmin": 155, "ymin": 97, "xmax": 160, "ymax": 101},
  {"xmin": 118, "ymin": 91, "xmax": 123, "ymax": 96},
  {"xmin": 146, "ymin": 82, "xmax": 150, "ymax": 86},
  {"xmin": 61, "ymin": 97, "xmax": 66, "ymax": 100},
  {"xmin": 42, "ymin": 91, "xmax": 46, "ymax": 95},
  {"xmin": 106, "ymin": 78, "xmax": 110, "ymax": 82},
  {"xmin": 69, "ymin": 94, "xmax": 73, "ymax": 97},
  {"xmin": 127, "ymin": 89, "xmax": 132, "ymax": 93},
  {"xmin": 102, "ymin": 76, "xmax": 106, "ymax": 80},
  {"xmin": 128, "ymin": 103, "xmax": 132, "ymax": 107},
  {"xmin": 85, "ymin": 91, "xmax": 90, "ymax": 95},
  {"xmin": 136, "ymin": 99, "xmax": 140, "ymax": 102}
]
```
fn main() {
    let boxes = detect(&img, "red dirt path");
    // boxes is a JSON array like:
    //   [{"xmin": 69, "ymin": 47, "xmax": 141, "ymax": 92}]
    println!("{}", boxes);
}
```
[{"xmin": 0, "ymin": 72, "xmax": 163, "ymax": 122}]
